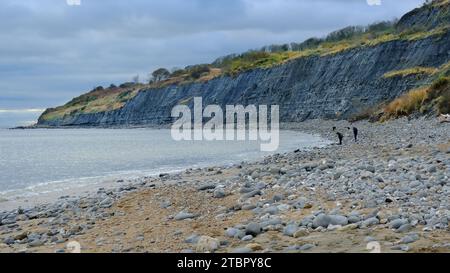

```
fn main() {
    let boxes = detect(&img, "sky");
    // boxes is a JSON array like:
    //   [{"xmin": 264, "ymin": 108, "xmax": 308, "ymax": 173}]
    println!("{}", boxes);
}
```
[{"xmin": 0, "ymin": 0, "xmax": 425, "ymax": 126}]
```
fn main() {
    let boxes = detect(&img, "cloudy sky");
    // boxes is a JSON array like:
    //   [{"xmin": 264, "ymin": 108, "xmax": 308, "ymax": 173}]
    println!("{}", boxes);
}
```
[{"xmin": 0, "ymin": 0, "xmax": 425, "ymax": 118}]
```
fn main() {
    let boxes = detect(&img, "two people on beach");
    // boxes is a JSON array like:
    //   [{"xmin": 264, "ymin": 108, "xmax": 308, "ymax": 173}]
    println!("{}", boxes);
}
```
[{"xmin": 333, "ymin": 126, "xmax": 358, "ymax": 145}]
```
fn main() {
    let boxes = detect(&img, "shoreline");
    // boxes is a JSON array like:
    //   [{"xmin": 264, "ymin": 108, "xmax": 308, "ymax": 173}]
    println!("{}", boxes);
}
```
[
  {"xmin": 0, "ymin": 118, "xmax": 449, "ymax": 253},
  {"xmin": 0, "ymin": 128, "xmax": 328, "ymax": 211}
]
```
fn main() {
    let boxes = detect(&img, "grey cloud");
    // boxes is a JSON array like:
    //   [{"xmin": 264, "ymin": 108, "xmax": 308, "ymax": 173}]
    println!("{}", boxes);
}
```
[{"xmin": 0, "ymin": 0, "xmax": 425, "ymax": 111}]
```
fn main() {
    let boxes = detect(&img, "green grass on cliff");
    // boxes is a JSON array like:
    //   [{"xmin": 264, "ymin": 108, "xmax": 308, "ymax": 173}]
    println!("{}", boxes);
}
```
[
  {"xmin": 214, "ymin": 27, "xmax": 449, "ymax": 76},
  {"xmin": 382, "ymin": 67, "xmax": 439, "ymax": 79},
  {"xmin": 40, "ymin": 85, "xmax": 140, "ymax": 121},
  {"xmin": 382, "ymin": 61, "xmax": 450, "ymax": 80}
]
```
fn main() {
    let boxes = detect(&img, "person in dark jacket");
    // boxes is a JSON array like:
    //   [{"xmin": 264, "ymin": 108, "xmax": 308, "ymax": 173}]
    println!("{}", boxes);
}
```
[
  {"xmin": 353, "ymin": 127, "xmax": 358, "ymax": 142},
  {"xmin": 336, "ymin": 132, "xmax": 344, "ymax": 145}
]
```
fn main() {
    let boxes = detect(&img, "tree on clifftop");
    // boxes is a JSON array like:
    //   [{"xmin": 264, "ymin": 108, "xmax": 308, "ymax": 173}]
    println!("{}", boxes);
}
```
[{"xmin": 152, "ymin": 68, "xmax": 170, "ymax": 82}]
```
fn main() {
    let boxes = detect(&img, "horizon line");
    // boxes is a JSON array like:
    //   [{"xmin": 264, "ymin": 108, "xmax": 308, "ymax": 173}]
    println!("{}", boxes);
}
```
[{"xmin": 0, "ymin": 109, "xmax": 46, "ymax": 113}]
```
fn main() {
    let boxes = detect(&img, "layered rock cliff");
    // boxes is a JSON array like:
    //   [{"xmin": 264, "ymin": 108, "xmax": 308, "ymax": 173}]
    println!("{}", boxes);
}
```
[{"xmin": 38, "ymin": 2, "xmax": 450, "ymax": 127}]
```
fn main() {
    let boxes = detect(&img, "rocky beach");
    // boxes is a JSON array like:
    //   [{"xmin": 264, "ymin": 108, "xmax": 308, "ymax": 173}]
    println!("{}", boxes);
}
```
[{"xmin": 0, "ymin": 118, "xmax": 448, "ymax": 253}]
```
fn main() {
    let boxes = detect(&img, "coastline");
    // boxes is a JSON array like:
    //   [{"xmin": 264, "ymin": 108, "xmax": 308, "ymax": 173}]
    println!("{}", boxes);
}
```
[
  {"xmin": 0, "ymin": 118, "xmax": 449, "ymax": 253},
  {"xmin": 0, "ymin": 128, "xmax": 328, "ymax": 211}
]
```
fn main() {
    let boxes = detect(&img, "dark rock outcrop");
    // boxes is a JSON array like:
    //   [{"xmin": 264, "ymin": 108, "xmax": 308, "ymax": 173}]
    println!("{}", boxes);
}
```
[
  {"xmin": 38, "ymin": 30, "xmax": 450, "ymax": 127},
  {"xmin": 396, "ymin": 1, "xmax": 450, "ymax": 32}
]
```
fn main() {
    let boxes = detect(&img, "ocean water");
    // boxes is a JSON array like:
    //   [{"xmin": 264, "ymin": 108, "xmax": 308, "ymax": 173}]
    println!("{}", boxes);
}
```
[{"xmin": 0, "ymin": 129, "xmax": 329, "ymax": 208}]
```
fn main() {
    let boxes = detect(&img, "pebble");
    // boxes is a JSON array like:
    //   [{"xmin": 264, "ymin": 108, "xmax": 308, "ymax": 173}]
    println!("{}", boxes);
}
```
[
  {"xmin": 213, "ymin": 189, "xmax": 226, "ymax": 198},
  {"xmin": 272, "ymin": 194, "xmax": 284, "ymax": 202},
  {"xmin": 99, "ymin": 197, "xmax": 114, "ymax": 208},
  {"xmin": 174, "ymin": 212, "xmax": 197, "ymax": 221},
  {"xmin": 361, "ymin": 217, "xmax": 379, "ymax": 228},
  {"xmin": 241, "ymin": 190, "xmax": 262, "ymax": 200},
  {"xmin": 299, "ymin": 244, "xmax": 315, "ymax": 251},
  {"xmin": 283, "ymin": 224, "xmax": 299, "ymax": 237},
  {"xmin": 195, "ymin": 236, "xmax": 220, "ymax": 253},
  {"xmin": 263, "ymin": 206, "xmax": 279, "ymax": 215},
  {"xmin": 293, "ymin": 228, "xmax": 309, "ymax": 238},
  {"xmin": 231, "ymin": 247, "xmax": 253, "ymax": 253},
  {"xmin": 28, "ymin": 240, "xmax": 44, "ymax": 247},
  {"xmin": 246, "ymin": 243, "xmax": 263, "ymax": 251},
  {"xmin": 197, "ymin": 184, "xmax": 216, "ymax": 191},
  {"xmin": 277, "ymin": 204, "xmax": 290, "ymax": 212},
  {"xmin": 242, "ymin": 204, "xmax": 257, "ymax": 210},
  {"xmin": 329, "ymin": 215, "xmax": 348, "ymax": 226},
  {"xmin": 3, "ymin": 237, "xmax": 15, "ymax": 245},
  {"xmin": 160, "ymin": 201, "xmax": 171, "ymax": 209},
  {"xmin": 312, "ymin": 214, "xmax": 331, "ymax": 228},
  {"xmin": 389, "ymin": 219, "xmax": 409, "ymax": 229},
  {"xmin": 225, "ymin": 228, "xmax": 240, "ymax": 238},
  {"xmin": 395, "ymin": 224, "xmax": 413, "ymax": 233},
  {"xmin": 245, "ymin": 223, "xmax": 262, "ymax": 236},
  {"xmin": 400, "ymin": 234, "xmax": 420, "ymax": 244},
  {"xmin": 348, "ymin": 215, "xmax": 361, "ymax": 224},
  {"xmin": 14, "ymin": 232, "xmax": 28, "ymax": 241},
  {"xmin": 185, "ymin": 234, "xmax": 200, "ymax": 244},
  {"xmin": 391, "ymin": 245, "xmax": 410, "ymax": 252}
]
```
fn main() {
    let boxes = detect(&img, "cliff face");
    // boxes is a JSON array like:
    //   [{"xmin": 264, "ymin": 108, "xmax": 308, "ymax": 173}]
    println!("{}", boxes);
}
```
[
  {"xmin": 38, "ymin": 30, "xmax": 450, "ymax": 127},
  {"xmin": 396, "ymin": 0, "xmax": 450, "ymax": 32}
]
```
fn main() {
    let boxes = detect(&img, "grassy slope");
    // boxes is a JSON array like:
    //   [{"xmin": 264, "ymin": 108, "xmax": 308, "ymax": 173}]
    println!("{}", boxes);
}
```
[
  {"xmin": 40, "ymin": 0, "xmax": 450, "ymax": 122},
  {"xmin": 39, "ymin": 85, "xmax": 141, "ymax": 121},
  {"xmin": 378, "ymin": 61, "xmax": 450, "ymax": 121}
]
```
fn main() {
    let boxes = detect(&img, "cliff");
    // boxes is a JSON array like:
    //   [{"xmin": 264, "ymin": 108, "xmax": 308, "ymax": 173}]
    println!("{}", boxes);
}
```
[{"xmin": 38, "ymin": 1, "xmax": 450, "ymax": 127}]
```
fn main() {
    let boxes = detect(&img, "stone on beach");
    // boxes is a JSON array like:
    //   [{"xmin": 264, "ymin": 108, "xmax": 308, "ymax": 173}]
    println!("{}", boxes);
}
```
[
  {"xmin": 389, "ymin": 219, "xmax": 409, "ymax": 229},
  {"xmin": 174, "ymin": 212, "xmax": 197, "ymax": 221},
  {"xmin": 28, "ymin": 239, "xmax": 44, "ymax": 247},
  {"xmin": 195, "ymin": 236, "xmax": 220, "ymax": 253},
  {"xmin": 400, "ymin": 234, "xmax": 420, "ymax": 244},
  {"xmin": 197, "ymin": 184, "xmax": 216, "ymax": 191},
  {"xmin": 231, "ymin": 247, "xmax": 253, "ymax": 253},
  {"xmin": 225, "ymin": 228, "xmax": 240, "ymax": 238},
  {"xmin": 241, "ymin": 190, "xmax": 262, "ymax": 200},
  {"xmin": 312, "ymin": 214, "xmax": 332, "ymax": 228},
  {"xmin": 3, "ymin": 237, "xmax": 15, "ymax": 245},
  {"xmin": 245, "ymin": 223, "xmax": 262, "ymax": 236},
  {"xmin": 246, "ymin": 243, "xmax": 263, "ymax": 251},
  {"xmin": 99, "ymin": 197, "xmax": 114, "ymax": 208},
  {"xmin": 283, "ymin": 224, "xmax": 299, "ymax": 237},
  {"xmin": 213, "ymin": 189, "xmax": 226, "ymax": 198},
  {"xmin": 361, "ymin": 217, "xmax": 380, "ymax": 228},
  {"xmin": 184, "ymin": 234, "xmax": 200, "ymax": 244},
  {"xmin": 329, "ymin": 215, "xmax": 348, "ymax": 226}
]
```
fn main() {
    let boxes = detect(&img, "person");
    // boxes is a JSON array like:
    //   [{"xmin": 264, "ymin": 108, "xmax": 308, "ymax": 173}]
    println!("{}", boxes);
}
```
[
  {"xmin": 353, "ymin": 127, "xmax": 358, "ymax": 142},
  {"xmin": 332, "ymin": 126, "xmax": 336, "ymax": 131},
  {"xmin": 336, "ymin": 132, "xmax": 344, "ymax": 145}
]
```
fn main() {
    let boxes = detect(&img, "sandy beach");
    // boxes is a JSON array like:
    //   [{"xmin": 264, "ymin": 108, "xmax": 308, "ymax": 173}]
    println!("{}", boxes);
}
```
[{"xmin": 0, "ymin": 118, "xmax": 449, "ymax": 253}]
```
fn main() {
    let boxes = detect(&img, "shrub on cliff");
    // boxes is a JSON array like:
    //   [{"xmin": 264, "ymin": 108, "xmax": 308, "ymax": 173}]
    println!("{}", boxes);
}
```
[
  {"xmin": 430, "ymin": 77, "xmax": 450, "ymax": 114},
  {"xmin": 379, "ymin": 76, "xmax": 450, "ymax": 121},
  {"xmin": 187, "ymin": 64, "xmax": 211, "ymax": 79}
]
